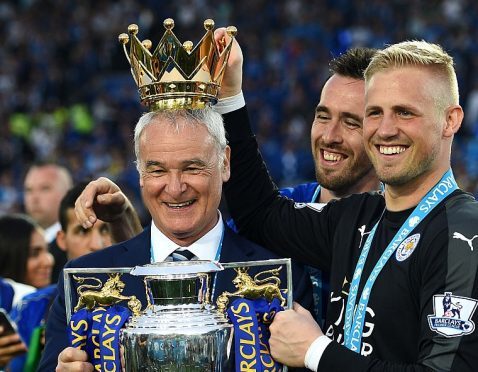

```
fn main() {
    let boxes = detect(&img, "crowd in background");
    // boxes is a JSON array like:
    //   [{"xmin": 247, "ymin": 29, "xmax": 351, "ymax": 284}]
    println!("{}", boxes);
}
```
[{"xmin": 1, "ymin": 0, "xmax": 478, "ymax": 224}]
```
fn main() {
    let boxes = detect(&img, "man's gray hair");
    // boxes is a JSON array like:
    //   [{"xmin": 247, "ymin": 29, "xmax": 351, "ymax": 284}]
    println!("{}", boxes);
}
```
[{"xmin": 134, "ymin": 108, "xmax": 227, "ymax": 171}]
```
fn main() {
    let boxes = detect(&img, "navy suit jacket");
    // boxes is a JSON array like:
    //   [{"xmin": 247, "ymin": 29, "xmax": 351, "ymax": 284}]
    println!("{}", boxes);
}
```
[{"xmin": 38, "ymin": 224, "xmax": 313, "ymax": 371}]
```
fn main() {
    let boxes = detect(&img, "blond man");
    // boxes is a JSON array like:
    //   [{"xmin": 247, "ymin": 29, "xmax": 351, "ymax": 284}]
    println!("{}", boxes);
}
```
[{"xmin": 223, "ymin": 38, "xmax": 478, "ymax": 371}]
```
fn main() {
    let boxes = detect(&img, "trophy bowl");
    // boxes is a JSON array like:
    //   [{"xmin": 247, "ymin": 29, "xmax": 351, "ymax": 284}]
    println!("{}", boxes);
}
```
[{"xmin": 121, "ymin": 261, "xmax": 233, "ymax": 371}]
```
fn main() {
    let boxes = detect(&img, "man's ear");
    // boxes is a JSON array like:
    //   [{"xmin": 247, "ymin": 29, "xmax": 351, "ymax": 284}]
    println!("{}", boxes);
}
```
[
  {"xmin": 443, "ymin": 105, "xmax": 463, "ymax": 138},
  {"xmin": 56, "ymin": 230, "xmax": 67, "ymax": 252},
  {"xmin": 222, "ymin": 146, "xmax": 231, "ymax": 182}
]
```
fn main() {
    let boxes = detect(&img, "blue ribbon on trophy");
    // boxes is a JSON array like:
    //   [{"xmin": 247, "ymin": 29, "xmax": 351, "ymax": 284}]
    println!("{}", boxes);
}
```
[
  {"xmin": 227, "ymin": 298, "xmax": 283, "ymax": 372},
  {"xmin": 218, "ymin": 266, "xmax": 288, "ymax": 372},
  {"xmin": 67, "ymin": 274, "xmax": 140, "ymax": 371},
  {"xmin": 89, "ymin": 307, "xmax": 107, "ymax": 368},
  {"xmin": 68, "ymin": 308, "xmax": 91, "ymax": 349},
  {"xmin": 68, "ymin": 305, "xmax": 131, "ymax": 371}
]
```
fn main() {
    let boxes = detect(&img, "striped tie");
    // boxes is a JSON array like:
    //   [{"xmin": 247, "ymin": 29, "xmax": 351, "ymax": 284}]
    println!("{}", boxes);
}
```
[{"xmin": 171, "ymin": 248, "xmax": 196, "ymax": 261}]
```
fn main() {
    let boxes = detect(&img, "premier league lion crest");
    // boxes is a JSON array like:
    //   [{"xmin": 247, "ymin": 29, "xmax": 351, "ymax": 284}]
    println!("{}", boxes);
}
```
[{"xmin": 428, "ymin": 292, "xmax": 478, "ymax": 337}]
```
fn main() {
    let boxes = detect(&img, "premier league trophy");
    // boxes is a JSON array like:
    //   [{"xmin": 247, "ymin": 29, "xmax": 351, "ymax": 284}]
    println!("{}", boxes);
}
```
[{"xmin": 64, "ymin": 259, "xmax": 292, "ymax": 371}]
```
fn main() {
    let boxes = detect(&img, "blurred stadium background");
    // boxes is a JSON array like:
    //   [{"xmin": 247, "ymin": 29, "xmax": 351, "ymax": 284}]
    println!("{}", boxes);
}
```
[{"xmin": 0, "ymin": 0, "xmax": 477, "ymax": 224}]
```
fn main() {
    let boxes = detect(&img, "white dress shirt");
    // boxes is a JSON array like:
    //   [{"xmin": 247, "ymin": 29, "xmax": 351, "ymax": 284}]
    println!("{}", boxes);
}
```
[
  {"xmin": 44, "ymin": 221, "xmax": 61, "ymax": 244},
  {"xmin": 150, "ymin": 212, "xmax": 224, "ymax": 263}
]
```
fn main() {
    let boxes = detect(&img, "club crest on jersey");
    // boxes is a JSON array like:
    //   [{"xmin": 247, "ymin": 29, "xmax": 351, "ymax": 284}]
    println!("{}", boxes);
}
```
[
  {"xmin": 293, "ymin": 202, "xmax": 325, "ymax": 212},
  {"xmin": 428, "ymin": 292, "xmax": 477, "ymax": 337},
  {"xmin": 395, "ymin": 233, "xmax": 420, "ymax": 262}
]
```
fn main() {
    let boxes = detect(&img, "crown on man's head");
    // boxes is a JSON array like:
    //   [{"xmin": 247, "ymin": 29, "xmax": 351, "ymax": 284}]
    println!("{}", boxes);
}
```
[{"xmin": 118, "ymin": 18, "xmax": 237, "ymax": 111}]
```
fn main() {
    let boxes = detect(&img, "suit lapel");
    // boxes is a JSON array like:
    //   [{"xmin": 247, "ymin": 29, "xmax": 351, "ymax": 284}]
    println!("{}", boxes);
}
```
[
  {"xmin": 219, "ymin": 226, "xmax": 255, "ymax": 263},
  {"xmin": 214, "ymin": 227, "xmax": 256, "ymax": 300},
  {"xmin": 113, "ymin": 226, "xmax": 151, "ymax": 267},
  {"xmin": 111, "ymin": 227, "xmax": 151, "ymax": 306}
]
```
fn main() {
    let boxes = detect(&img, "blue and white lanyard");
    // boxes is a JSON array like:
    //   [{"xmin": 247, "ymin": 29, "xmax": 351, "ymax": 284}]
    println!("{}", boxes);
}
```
[
  {"xmin": 343, "ymin": 170, "xmax": 458, "ymax": 352},
  {"xmin": 311, "ymin": 185, "xmax": 321, "ymax": 202}
]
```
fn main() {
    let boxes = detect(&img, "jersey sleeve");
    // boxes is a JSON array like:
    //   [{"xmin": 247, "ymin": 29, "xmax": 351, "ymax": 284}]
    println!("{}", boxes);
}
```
[
  {"xmin": 223, "ymin": 106, "xmax": 336, "ymax": 271},
  {"xmin": 416, "ymin": 195, "xmax": 478, "ymax": 371}
]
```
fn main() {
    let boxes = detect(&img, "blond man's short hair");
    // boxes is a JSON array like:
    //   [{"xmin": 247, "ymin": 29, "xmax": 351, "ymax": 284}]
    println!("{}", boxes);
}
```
[{"xmin": 364, "ymin": 40, "xmax": 459, "ymax": 109}]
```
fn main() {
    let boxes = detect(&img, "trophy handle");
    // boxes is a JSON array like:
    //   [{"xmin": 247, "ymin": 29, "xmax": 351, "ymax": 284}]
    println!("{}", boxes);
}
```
[{"xmin": 144, "ymin": 277, "xmax": 152, "ymax": 310}]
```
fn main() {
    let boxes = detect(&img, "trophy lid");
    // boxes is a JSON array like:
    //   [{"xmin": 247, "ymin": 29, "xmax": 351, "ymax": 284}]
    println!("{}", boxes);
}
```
[{"xmin": 130, "ymin": 260, "xmax": 223, "ymax": 277}]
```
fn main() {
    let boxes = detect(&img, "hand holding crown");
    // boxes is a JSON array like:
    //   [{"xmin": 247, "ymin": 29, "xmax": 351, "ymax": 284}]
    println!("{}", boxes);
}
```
[
  {"xmin": 118, "ymin": 18, "xmax": 237, "ymax": 110},
  {"xmin": 214, "ymin": 27, "xmax": 243, "ymax": 99}
]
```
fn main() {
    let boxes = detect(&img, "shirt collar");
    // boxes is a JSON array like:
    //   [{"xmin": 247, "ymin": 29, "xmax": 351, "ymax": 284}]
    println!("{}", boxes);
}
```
[
  {"xmin": 150, "ymin": 211, "xmax": 224, "ymax": 263},
  {"xmin": 44, "ymin": 221, "xmax": 61, "ymax": 243}
]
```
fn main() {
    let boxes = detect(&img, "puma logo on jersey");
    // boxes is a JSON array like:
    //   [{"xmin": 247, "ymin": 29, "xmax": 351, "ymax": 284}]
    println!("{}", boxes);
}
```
[
  {"xmin": 358, "ymin": 225, "xmax": 372, "ymax": 249},
  {"xmin": 358, "ymin": 225, "xmax": 367, "ymax": 238},
  {"xmin": 453, "ymin": 232, "xmax": 478, "ymax": 251}
]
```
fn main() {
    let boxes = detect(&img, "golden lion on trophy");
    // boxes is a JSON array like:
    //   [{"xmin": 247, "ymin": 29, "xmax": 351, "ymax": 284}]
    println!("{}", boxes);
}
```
[
  {"xmin": 216, "ymin": 267, "xmax": 286, "ymax": 311},
  {"xmin": 73, "ymin": 273, "xmax": 141, "ymax": 315}
]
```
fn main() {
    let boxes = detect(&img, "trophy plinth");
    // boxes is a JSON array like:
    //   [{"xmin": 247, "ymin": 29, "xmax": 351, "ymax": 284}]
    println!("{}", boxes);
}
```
[{"xmin": 121, "ymin": 261, "xmax": 233, "ymax": 371}]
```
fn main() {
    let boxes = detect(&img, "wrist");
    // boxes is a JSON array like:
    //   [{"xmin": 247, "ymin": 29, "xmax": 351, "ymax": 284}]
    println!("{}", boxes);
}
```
[
  {"xmin": 215, "ymin": 92, "xmax": 245, "ymax": 115},
  {"xmin": 219, "ymin": 87, "xmax": 242, "ymax": 99}
]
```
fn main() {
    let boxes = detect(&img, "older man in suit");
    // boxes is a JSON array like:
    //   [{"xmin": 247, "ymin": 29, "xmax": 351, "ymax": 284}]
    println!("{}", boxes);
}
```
[{"xmin": 38, "ymin": 108, "xmax": 313, "ymax": 371}]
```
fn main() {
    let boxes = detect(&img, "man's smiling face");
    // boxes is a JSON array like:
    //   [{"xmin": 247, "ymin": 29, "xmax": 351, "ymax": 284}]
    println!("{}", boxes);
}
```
[
  {"xmin": 311, "ymin": 74, "xmax": 374, "ymax": 194},
  {"xmin": 138, "ymin": 117, "xmax": 230, "ymax": 246},
  {"xmin": 364, "ymin": 66, "xmax": 446, "ymax": 187}
]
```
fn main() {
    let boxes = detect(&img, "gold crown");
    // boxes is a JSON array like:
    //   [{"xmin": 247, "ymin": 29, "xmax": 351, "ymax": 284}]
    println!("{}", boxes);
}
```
[{"xmin": 119, "ymin": 18, "xmax": 237, "ymax": 111}]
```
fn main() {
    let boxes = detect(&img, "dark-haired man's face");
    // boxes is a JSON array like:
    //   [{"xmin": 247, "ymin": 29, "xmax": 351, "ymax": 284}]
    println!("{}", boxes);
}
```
[
  {"xmin": 311, "ymin": 74, "xmax": 374, "ymax": 194},
  {"xmin": 56, "ymin": 209, "xmax": 112, "ymax": 260}
]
